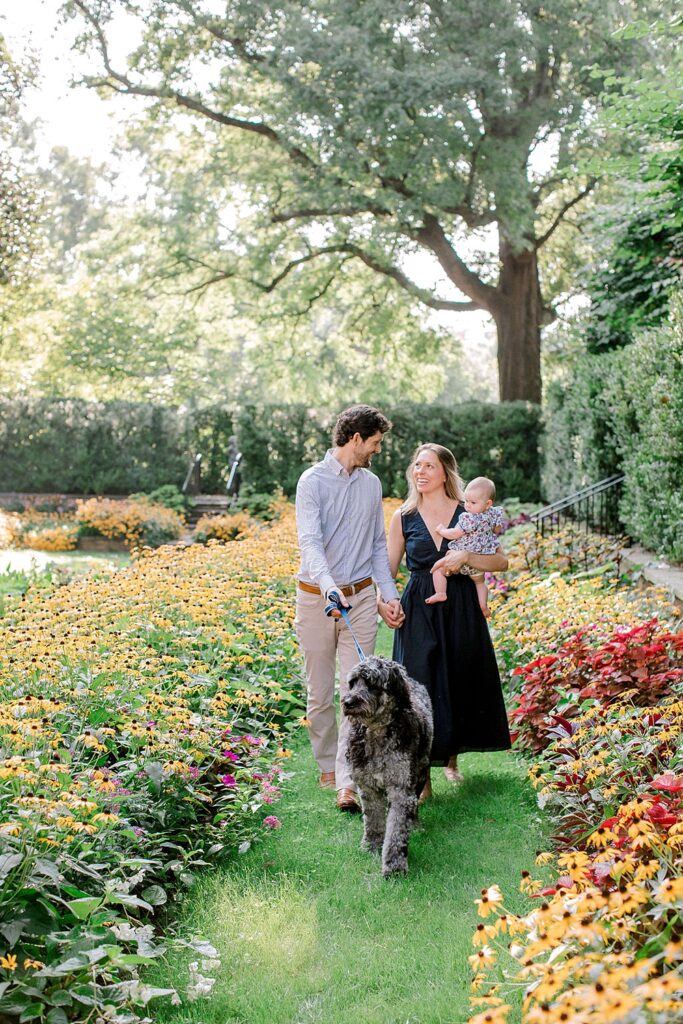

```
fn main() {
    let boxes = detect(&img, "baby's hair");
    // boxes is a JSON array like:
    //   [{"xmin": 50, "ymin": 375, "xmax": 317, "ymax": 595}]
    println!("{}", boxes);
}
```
[{"xmin": 467, "ymin": 476, "xmax": 496, "ymax": 500}]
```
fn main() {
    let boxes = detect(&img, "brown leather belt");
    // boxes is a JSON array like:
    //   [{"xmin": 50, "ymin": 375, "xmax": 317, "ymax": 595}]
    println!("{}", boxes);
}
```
[{"xmin": 297, "ymin": 576, "xmax": 373, "ymax": 597}]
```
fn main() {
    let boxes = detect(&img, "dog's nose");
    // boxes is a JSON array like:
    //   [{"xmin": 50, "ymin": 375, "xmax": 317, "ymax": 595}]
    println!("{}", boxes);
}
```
[{"xmin": 342, "ymin": 694, "xmax": 359, "ymax": 710}]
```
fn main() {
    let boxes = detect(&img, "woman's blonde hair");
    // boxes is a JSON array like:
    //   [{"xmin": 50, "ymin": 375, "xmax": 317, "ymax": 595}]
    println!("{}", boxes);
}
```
[{"xmin": 401, "ymin": 443, "xmax": 465, "ymax": 514}]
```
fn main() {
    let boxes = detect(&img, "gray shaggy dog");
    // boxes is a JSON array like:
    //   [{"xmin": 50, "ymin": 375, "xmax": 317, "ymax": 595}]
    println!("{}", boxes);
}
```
[{"xmin": 343, "ymin": 655, "xmax": 433, "ymax": 877}]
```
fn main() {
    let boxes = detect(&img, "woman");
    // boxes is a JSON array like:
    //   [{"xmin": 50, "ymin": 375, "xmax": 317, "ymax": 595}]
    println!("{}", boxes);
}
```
[{"xmin": 378, "ymin": 443, "xmax": 511, "ymax": 799}]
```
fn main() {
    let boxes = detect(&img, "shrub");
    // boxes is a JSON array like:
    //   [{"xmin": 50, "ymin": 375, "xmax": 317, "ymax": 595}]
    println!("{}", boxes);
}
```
[
  {"xmin": 543, "ymin": 298, "xmax": 683, "ymax": 560},
  {"xmin": 193, "ymin": 511, "xmax": 255, "ymax": 543},
  {"xmin": 130, "ymin": 483, "xmax": 190, "ymax": 514},
  {"xmin": 76, "ymin": 497, "xmax": 184, "ymax": 548},
  {"xmin": 0, "ymin": 398, "xmax": 191, "ymax": 494},
  {"xmin": 509, "ymin": 620, "xmax": 683, "ymax": 752},
  {"xmin": 0, "ymin": 512, "xmax": 79, "ymax": 552},
  {"xmin": 230, "ymin": 486, "xmax": 286, "ymax": 521},
  {"xmin": 237, "ymin": 400, "xmax": 543, "ymax": 501},
  {"xmin": 0, "ymin": 400, "xmax": 542, "ymax": 501}
]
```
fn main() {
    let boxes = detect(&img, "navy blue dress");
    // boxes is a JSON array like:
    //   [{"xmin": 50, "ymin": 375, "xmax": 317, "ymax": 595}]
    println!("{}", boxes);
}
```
[{"xmin": 392, "ymin": 506, "xmax": 511, "ymax": 764}]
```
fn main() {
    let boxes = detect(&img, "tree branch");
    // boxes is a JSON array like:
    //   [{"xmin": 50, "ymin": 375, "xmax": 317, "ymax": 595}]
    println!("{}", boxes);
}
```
[
  {"xmin": 272, "ymin": 203, "xmax": 391, "ymax": 223},
  {"xmin": 416, "ymin": 214, "xmax": 499, "ymax": 311},
  {"xmin": 250, "ymin": 243, "xmax": 481, "ymax": 310},
  {"xmin": 72, "ymin": 1, "xmax": 318, "ymax": 170},
  {"xmin": 535, "ymin": 179, "xmax": 597, "ymax": 249}
]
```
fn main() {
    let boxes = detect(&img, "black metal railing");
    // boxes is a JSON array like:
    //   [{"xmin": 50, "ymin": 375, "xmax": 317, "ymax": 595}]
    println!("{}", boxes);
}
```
[
  {"xmin": 531, "ymin": 474, "xmax": 625, "ymax": 537},
  {"xmin": 182, "ymin": 453, "xmax": 202, "ymax": 496}
]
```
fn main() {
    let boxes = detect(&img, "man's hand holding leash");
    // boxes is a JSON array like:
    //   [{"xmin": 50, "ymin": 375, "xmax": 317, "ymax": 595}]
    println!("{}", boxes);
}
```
[{"xmin": 324, "ymin": 586, "xmax": 350, "ymax": 619}]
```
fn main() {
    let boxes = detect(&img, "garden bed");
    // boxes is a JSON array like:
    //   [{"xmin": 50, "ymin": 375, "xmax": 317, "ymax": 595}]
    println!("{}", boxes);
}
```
[
  {"xmin": 467, "ymin": 525, "xmax": 683, "ymax": 1023},
  {"xmin": 0, "ymin": 504, "xmax": 305, "ymax": 1022}
]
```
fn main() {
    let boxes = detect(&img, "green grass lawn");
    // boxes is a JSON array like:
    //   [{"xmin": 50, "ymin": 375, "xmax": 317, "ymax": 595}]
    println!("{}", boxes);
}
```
[
  {"xmin": 0, "ymin": 550, "xmax": 130, "ymax": 606},
  {"xmin": 151, "ymin": 627, "xmax": 543, "ymax": 1024}
]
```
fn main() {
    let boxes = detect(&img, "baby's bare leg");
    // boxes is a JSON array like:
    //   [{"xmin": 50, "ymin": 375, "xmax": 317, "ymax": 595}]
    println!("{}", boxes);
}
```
[
  {"xmin": 425, "ymin": 567, "xmax": 448, "ymax": 604},
  {"xmin": 472, "ymin": 573, "xmax": 490, "ymax": 618}
]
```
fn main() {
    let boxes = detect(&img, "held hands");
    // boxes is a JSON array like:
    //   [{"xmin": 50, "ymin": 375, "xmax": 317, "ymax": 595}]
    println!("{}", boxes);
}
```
[{"xmin": 377, "ymin": 597, "xmax": 405, "ymax": 629}]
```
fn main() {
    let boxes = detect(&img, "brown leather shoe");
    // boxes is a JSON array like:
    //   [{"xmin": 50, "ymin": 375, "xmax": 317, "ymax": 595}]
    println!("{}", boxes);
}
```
[
  {"xmin": 319, "ymin": 771, "xmax": 336, "ymax": 789},
  {"xmin": 336, "ymin": 788, "xmax": 361, "ymax": 813}
]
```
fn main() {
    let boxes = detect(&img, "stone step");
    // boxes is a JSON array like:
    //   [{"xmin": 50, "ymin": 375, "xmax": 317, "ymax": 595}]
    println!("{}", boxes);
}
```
[{"xmin": 187, "ymin": 495, "xmax": 232, "ymax": 524}]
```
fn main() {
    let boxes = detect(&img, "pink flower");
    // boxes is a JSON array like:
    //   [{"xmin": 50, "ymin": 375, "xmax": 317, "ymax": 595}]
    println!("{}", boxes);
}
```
[
  {"xmin": 264, "ymin": 815, "xmax": 281, "ymax": 829},
  {"xmin": 220, "ymin": 774, "xmax": 237, "ymax": 787},
  {"xmin": 222, "ymin": 751, "xmax": 239, "ymax": 762}
]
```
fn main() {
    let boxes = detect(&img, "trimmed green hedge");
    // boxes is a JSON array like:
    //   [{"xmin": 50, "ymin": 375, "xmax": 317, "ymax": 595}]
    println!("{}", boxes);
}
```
[
  {"xmin": 544, "ymin": 299, "xmax": 683, "ymax": 561},
  {"xmin": 0, "ymin": 399, "xmax": 234, "ymax": 495},
  {"xmin": 237, "ymin": 401, "xmax": 542, "ymax": 501},
  {"xmin": 0, "ymin": 399, "xmax": 542, "ymax": 502}
]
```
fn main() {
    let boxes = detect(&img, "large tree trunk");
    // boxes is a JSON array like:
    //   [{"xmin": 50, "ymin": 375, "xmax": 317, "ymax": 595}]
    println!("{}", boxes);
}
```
[{"xmin": 492, "ymin": 243, "xmax": 542, "ymax": 403}]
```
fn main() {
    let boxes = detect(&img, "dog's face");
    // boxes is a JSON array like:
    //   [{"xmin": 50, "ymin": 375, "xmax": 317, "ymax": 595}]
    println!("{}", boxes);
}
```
[{"xmin": 342, "ymin": 656, "xmax": 410, "ymax": 723}]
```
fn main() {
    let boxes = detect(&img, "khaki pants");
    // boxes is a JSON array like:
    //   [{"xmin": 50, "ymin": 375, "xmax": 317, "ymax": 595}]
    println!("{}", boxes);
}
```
[{"xmin": 294, "ymin": 584, "xmax": 378, "ymax": 790}]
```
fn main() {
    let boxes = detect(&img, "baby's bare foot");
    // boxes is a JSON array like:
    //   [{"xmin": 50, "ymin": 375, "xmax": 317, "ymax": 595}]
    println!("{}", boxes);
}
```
[{"xmin": 425, "ymin": 594, "xmax": 448, "ymax": 604}]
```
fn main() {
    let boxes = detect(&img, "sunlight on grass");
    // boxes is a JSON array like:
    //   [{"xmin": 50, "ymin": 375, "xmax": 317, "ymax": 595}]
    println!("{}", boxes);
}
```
[
  {"xmin": 209, "ymin": 879, "xmax": 320, "ymax": 978},
  {"xmin": 154, "ymin": 731, "xmax": 543, "ymax": 1024}
]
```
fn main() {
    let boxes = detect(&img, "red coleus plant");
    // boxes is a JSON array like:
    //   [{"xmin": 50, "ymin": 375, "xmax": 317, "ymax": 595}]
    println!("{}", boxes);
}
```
[{"xmin": 509, "ymin": 620, "xmax": 683, "ymax": 752}]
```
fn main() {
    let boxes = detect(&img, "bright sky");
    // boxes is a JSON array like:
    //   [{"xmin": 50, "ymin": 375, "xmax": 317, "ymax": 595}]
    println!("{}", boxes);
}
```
[{"xmin": 2, "ymin": 0, "xmax": 134, "ymax": 164}]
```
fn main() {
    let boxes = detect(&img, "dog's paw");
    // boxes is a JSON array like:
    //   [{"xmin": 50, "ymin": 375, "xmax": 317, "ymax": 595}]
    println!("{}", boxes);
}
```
[
  {"xmin": 382, "ymin": 858, "xmax": 408, "ymax": 878},
  {"xmin": 361, "ymin": 836, "xmax": 383, "ymax": 854}
]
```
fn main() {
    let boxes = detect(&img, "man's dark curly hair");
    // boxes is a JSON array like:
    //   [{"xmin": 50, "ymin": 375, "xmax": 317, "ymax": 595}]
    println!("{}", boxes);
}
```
[{"xmin": 333, "ymin": 405, "xmax": 392, "ymax": 447}]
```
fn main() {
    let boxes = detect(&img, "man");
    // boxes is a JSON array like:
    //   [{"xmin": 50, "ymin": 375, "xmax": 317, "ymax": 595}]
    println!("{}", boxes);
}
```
[{"xmin": 295, "ymin": 405, "xmax": 404, "ymax": 812}]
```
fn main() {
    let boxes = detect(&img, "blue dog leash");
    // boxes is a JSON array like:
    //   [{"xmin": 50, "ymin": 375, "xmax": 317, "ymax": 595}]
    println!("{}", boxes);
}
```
[{"xmin": 324, "ymin": 591, "xmax": 367, "ymax": 663}]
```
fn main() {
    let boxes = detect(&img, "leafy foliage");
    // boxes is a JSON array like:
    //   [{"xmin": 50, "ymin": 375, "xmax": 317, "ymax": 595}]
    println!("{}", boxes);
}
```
[
  {"xmin": 0, "ymin": 505, "xmax": 305, "ymax": 1020},
  {"xmin": 583, "ymin": 18, "xmax": 683, "ymax": 350},
  {"xmin": 64, "ymin": 0, "xmax": 662, "ymax": 400},
  {"xmin": 0, "ymin": 398, "xmax": 542, "ymax": 500},
  {"xmin": 237, "ymin": 400, "xmax": 543, "ymax": 501},
  {"xmin": 0, "ymin": 38, "xmax": 44, "ymax": 288},
  {"xmin": 543, "ymin": 297, "xmax": 683, "ymax": 560},
  {"xmin": 509, "ymin": 621, "xmax": 683, "ymax": 753}
]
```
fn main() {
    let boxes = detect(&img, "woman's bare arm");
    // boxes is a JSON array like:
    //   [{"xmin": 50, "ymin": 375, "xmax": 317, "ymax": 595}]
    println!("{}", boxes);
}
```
[
  {"xmin": 432, "ymin": 543, "xmax": 508, "ymax": 576},
  {"xmin": 386, "ymin": 509, "xmax": 406, "ymax": 582},
  {"xmin": 377, "ymin": 510, "xmax": 406, "ymax": 628}
]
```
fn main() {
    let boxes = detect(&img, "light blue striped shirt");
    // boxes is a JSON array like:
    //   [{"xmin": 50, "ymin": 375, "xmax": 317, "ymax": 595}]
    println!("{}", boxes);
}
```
[{"xmin": 296, "ymin": 449, "xmax": 400, "ymax": 601}]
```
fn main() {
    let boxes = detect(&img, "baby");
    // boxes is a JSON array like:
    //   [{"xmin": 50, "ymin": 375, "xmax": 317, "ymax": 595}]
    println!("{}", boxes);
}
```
[{"xmin": 426, "ymin": 476, "xmax": 506, "ymax": 618}]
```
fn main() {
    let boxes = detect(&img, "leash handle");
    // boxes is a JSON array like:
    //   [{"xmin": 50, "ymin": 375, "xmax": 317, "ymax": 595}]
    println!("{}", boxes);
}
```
[{"xmin": 324, "ymin": 592, "xmax": 367, "ymax": 662}]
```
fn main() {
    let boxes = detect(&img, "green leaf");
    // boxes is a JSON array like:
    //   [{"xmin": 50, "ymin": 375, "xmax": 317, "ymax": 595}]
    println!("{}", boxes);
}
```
[
  {"xmin": 32, "ymin": 859, "xmax": 61, "ymax": 884},
  {"xmin": 0, "ymin": 853, "xmax": 23, "ymax": 881},
  {"xmin": 35, "ymin": 956, "xmax": 88, "ymax": 978},
  {"xmin": 46, "ymin": 1010, "xmax": 69, "ymax": 1024},
  {"xmin": 141, "ymin": 884, "xmax": 167, "ymax": 906},
  {"xmin": 107, "ymin": 892, "xmax": 153, "ymax": 911},
  {"xmin": 19, "ymin": 1005, "xmax": 45, "ymax": 1022},
  {"xmin": 0, "ymin": 920, "xmax": 25, "ymax": 947},
  {"xmin": 113, "ymin": 953, "xmax": 155, "ymax": 966},
  {"xmin": 67, "ymin": 897, "xmax": 102, "ymax": 920},
  {"xmin": 48, "ymin": 990, "xmax": 72, "ymax": 1007}
]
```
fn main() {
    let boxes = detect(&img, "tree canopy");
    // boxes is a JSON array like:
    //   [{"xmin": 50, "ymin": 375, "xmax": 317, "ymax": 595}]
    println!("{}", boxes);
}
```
[
  {"xmin": 0, "ymin": 36, "xmax": 43, "ymax": 287},
  {"xmin": 65, "ymin": 0, "xmax": 663, "ymax": 401}
]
